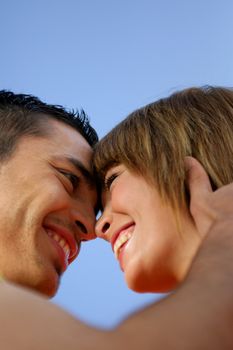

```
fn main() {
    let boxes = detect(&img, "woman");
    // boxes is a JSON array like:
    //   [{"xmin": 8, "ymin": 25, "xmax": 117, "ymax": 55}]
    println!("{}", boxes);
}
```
[{"xmin": 94, "ymin": 86, "xmax": 233, "ymax": 293}]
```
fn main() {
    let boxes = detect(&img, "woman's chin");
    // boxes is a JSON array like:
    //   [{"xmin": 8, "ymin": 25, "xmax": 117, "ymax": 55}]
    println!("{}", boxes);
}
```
[{"xmin": 125, "ymin": 273, "xmax": 179, "ymax": 294}]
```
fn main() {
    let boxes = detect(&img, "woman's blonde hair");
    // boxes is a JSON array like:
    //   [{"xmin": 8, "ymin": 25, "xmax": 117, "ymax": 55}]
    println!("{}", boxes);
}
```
[{"xmin": 93, "ymin": 86, "xmax": 233, "ymax": 210}]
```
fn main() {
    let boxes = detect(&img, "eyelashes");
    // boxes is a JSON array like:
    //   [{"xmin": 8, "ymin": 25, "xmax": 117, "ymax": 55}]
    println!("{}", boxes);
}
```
[
  {"xmin": 59, "ymin": 169, "xmax": 80, "ymax": 191},
  {"xmin": 104, "ymin": 173, "xmax": 119, "ymax": 190}
]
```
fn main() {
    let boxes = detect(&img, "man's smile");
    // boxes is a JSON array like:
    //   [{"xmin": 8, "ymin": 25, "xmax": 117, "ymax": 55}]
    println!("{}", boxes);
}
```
[{"xmin": 44, "ymin": 223, "xmax": 79, "ymax": 271}]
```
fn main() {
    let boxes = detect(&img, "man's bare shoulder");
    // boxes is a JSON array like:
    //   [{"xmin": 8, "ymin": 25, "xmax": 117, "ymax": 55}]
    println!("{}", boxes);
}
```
[{"xmin": 0, "ymin": 281, "xmax": 111, "ymax": 350}]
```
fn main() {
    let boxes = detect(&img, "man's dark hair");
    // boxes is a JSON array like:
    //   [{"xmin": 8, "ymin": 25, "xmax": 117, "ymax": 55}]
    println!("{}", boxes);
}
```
[{"xmin": 0, "ymin": 90, "xmax": 98, "ymax": 161}]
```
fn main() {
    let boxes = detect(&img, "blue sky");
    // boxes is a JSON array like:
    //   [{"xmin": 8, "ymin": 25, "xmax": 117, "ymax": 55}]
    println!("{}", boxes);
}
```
[{"xmin": 1, "ymin": 0, "xmax": 232, "ymax": 328}]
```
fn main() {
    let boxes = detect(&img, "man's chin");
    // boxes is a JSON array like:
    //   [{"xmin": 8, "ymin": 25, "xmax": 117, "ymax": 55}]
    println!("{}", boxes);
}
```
[
  {"xmin": 37, "ymin": 276, "xmax": 60, "ymax": 298},
  {"xmin": 24, "ymin": 275, "xmax": 60, "ymax": 298}
]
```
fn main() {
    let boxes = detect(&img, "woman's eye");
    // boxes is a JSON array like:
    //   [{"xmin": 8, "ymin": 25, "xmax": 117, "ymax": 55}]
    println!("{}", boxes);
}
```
[
  {"xmin": 59, "ymin": 170, "xmax": 80, "ymax": 191},
  {"xmin": 104, "ymin": 173, "xmax": 118, "ymax": 190}
]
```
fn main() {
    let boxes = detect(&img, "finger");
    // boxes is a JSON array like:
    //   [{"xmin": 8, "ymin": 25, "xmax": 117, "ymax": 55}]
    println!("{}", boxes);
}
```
[
  {"xmin": 184, "ymin": 157, "xmax": 214, "ymax": 234},
  {"xmin": 185, "ymin": 157, "xmax": 212, "ymax": 201}
]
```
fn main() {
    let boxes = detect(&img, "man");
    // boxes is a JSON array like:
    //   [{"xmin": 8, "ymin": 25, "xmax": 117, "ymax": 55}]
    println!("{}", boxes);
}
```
[
  {"xmin": 0, "ymin": 90, "xmax": 98, "ymax": 296},
  {"xmin": 1, "ymin": 158, "xmax": 233, "ymax": 349},
  {"xmin": 0, "ymin": 90, "xmax": 233, "ymax": 349}
]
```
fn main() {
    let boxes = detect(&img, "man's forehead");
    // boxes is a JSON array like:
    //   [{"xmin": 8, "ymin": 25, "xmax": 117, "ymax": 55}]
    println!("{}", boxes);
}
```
[{"xmin": 46, "ymin": 117, "xmax": 92, "ymax": 155}]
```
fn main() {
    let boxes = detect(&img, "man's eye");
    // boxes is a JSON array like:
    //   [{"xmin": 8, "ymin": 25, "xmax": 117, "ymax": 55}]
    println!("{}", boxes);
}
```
[
  {"xmin": 104, "ymin": 173, "xmax": 118, "ymax": 190},
  {"xmin": 59, "ymin": 170, "xmax": 80, "ymax": 191}
]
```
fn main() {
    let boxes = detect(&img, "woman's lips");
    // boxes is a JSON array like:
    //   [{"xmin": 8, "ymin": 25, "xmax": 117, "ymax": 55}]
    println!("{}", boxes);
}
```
[{"xmin": 111, "ymin": 223, "xmax": 135, "ymax": 260}]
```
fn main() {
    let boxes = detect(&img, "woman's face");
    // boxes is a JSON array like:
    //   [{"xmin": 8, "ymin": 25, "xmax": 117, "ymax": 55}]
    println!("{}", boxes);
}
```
[{"xmin": 95, "ymin": 164, "xmax": 201, "ymax": 293}]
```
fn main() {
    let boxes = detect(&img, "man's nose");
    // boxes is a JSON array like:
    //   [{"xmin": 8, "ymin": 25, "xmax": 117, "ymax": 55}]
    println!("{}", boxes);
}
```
[
  {"xmin": 75, "ymin": 219, "xmax": 96, "ymax": 242},
  {"xmin": 71, "ymin": 200, "xmax": 96, "ymax": 242}
]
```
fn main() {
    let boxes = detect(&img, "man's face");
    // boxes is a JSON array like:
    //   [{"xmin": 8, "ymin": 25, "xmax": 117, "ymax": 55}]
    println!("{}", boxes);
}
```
[{"xmin": 0, "ymin": 118, "xmax": 97, "ymax": 297}]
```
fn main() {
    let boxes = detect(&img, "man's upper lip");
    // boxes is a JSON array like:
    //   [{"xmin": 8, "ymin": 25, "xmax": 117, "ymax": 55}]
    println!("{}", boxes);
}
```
[
  {"xmin": 110, "ymin": 222, "xmax": 135, "ymax": 252},
  {"xmin": 43, "ymin": 222, "xmax": 79, "ymax": 262}
]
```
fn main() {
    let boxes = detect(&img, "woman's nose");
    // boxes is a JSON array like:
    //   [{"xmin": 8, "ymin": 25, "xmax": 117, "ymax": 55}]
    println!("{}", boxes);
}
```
[{"xmin": 95, "ymin": 213, "xmax": 112, "ymax": 241}]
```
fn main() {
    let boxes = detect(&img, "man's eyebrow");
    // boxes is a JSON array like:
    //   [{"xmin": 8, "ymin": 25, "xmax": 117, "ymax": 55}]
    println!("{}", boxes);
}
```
[{"xmin": 66, "ymin": 157, "xmax": 96, "ymax": 188}]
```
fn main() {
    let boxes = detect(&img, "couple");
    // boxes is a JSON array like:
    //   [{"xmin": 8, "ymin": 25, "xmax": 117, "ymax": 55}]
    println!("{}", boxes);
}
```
[{"xmin": 0, "ymin": 86, "xmax": 233, "ymax": 349}]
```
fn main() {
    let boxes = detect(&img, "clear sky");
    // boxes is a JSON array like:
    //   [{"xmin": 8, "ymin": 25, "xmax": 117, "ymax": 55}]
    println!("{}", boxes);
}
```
[{"xmin": 1, "ymin": 0, "xmax": 232, "ymax": 329}]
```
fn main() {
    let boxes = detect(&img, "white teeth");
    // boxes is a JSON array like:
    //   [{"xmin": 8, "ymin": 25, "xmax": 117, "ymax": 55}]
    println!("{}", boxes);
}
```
[
  {"xmin": 47, "ymin": 231, "xmax": 52, "ymax": 237},
  {"xmin": 53, "ymin": 234, "xmax": 60, "ymax": 242},
  {"xmin": 59, "ymin": 238, "xmax": 66, "ymax": 248},
  {"xmin": 46, "ymin": 230, "xmax": 71, "ymax": 261},
  {"xmin": 63, "ymin": 244, "xmax": 70, "ymax": 260},
  {"xmin": 114, "ymin": 232, "xmax": 132, "ymax": 259}
]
